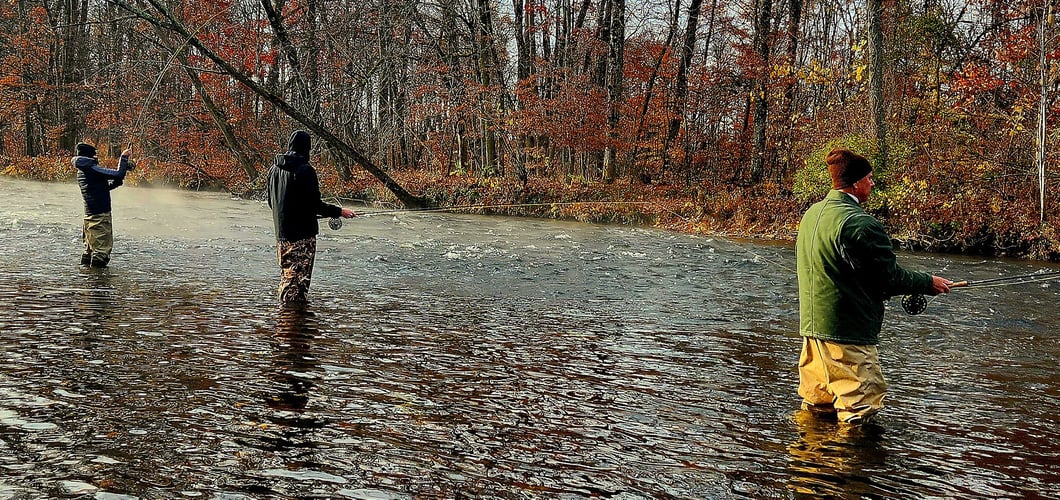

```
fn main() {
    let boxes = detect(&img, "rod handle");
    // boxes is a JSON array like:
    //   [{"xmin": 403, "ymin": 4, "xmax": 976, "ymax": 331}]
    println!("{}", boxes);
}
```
[{"xmin": 951, "ymin": 280, "xmax": 969, "ymax": 288}]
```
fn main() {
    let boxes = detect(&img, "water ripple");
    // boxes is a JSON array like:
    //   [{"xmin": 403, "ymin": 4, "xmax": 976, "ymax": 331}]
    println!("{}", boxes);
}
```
[{"xmin": 0, "ymin": 178, "xmax": 1058, "ymax": 498}]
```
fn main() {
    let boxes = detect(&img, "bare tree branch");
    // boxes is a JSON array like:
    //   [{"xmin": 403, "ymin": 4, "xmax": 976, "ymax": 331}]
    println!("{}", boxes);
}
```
[{"xmin": 104, "ymin": 0, "xmax": 426, "ymax": 208}]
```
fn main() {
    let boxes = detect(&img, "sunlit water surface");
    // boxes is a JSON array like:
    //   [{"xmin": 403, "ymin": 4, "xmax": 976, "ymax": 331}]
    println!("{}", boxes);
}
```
[{"xmin": 0, "ymin": 177, "xmax": 1058, "ymax": 499}]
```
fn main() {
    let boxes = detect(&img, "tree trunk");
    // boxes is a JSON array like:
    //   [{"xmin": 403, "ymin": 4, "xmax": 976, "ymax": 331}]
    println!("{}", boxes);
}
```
[
  {"xmin": 633, "ymin": 0, "xmax": 681, "ymax": 179},
  {"xmin": 1038, "ymin": 1, "xmax": 1053, "ymax": 223},
  {"xmin": 867, "ymin": 0, "xmax": 887, "ymax": 170},
  {"xmin": 107, "ymin": 0, "xmax": 425, "ymax": 207},
  {"xmin": 16, "ymin": 0, "xmax": 39, "ymax": 156},
  {"xmin": 54, "ymin": 0, "xmax": 90, "ymax": 153},
  {"xmin": 472, "ymin": 0, "xmax": 501, "ymax": 176},
  {"xmin": 513, "ymin": 0, "xmax": 530, "ymax": 82},
  {"xmin": 602, "ymin": 0, "xmax": 625, "ymax": 182},
  {"xmin": 665, "ymin": 0, "xmax": 702, "ymax": 161},
  {"xmin": 750, "ymin": 0, "xmax": 772, "ymax": 183},
  {"xmin": 780, "ymin": 0, "xmax": 802, "ymax": 178}
]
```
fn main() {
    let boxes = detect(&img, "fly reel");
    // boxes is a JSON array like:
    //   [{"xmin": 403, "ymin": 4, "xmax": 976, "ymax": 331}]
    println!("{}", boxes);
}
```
[
  {"xmin": 901, "ymin": 294, "xmax": 927, "ymax": 315},
  {"xmin": 328, "ymin": 217, "xmax": 342, "ymax": 230}
]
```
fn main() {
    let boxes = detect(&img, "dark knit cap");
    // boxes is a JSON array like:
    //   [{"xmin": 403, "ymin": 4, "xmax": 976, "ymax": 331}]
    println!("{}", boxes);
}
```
[
  {"xmin": 76, "ymin": 143, "xmax": 97, "ymax": 158},
  {"xmin": 288, "ymin": 130, "xmax": 311, "ymax": 156},
  {"xmin": 826, "ymin": 148, "xmax": 872, "ymax": 189}
]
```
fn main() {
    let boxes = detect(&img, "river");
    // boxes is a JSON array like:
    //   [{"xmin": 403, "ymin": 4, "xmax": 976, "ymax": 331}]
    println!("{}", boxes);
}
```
[{"xmin": 0, "ymin": 176, "xmax": 1057, "ymax": 499}]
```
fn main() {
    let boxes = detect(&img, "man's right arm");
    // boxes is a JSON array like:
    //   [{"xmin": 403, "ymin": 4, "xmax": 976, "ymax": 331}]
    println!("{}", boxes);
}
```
[
  {"xmin": 843, "ymin": 215, "xmax": 933, "ymax": 297},
  {"xmin": 90, "ymin": 155, "xmax": 131, "ymax": 179}
]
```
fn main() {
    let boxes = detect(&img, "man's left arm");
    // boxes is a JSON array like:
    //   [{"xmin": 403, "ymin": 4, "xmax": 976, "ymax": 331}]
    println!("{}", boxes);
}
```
[{"xmin": 307, "ymin": 169, "xmax": 343, "ymax": 219}]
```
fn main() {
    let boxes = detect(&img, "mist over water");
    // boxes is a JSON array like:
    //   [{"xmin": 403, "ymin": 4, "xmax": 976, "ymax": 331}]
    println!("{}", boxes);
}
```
[{"xmin": 1, "ymin": 176, "xmax": 1058, "ymax": 498}]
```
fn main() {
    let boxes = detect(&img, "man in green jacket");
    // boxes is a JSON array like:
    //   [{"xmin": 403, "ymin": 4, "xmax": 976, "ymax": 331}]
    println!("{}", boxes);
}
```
[{"xmin": 796, "ymin": 148, "xmax": 953, "ymax": 424}]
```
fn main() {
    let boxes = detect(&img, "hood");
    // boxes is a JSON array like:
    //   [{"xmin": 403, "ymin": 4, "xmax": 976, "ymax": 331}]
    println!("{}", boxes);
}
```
[
  {"xmin": 76, "ymin": 142, "xmax": 97, "ymax": 158},
  {"xmin": 72, "ymin": 156, "xmax": 99, "ymax": 169},
  {"xmin": 273, "ymin": 153, "xmax": 309, "ymax": 170},
  {"xmin": 287, "ymin": 130, "xmax": 311, "ymax": 156}
]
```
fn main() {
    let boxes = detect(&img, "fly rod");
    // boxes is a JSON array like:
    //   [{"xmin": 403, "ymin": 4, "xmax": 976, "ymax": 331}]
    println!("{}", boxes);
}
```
[
  {"xmin": 901, "ymin": 269, "xmax": 1060, "ymax": 314},
  {"xmin": 320, "ymin": 200, "xmax": 658, "ymax": 230},
  {"xmin": 353, "ymin": 200, "xmax": 656, "ymax": 218}
]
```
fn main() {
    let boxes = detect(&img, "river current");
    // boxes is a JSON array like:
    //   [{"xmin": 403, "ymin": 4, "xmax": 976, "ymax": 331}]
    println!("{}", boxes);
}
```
[{"xmin": 0, "ymin": 177, "xmax": 1057, "ymax": 499}]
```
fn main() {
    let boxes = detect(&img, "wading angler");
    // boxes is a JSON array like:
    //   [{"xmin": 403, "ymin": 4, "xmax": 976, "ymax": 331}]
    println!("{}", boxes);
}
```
[
  {"xmin": 73, "ymin": 143, "xmax": 134, "ymax": 268},
  {"xmin": 795, "ymin": 148, "xmax": 954, "ymax": 424},
  {"xmin": 267, "ymin": 130, "xmax": 356, "ymax": 305}
]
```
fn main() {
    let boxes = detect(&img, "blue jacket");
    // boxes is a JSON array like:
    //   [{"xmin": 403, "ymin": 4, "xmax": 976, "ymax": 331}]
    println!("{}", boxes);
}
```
[{"xmin": 74, "ymin": 155, "xmax": 131, "ymax": 215}]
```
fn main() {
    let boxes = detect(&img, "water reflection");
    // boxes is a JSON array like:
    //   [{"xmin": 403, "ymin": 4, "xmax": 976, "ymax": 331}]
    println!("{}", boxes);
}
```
[
  {"xmin": 263, "ymin": 305, "xmax": 330, "ymax": 460},
  {"xmin": 787, "ymin": 410, "xmax": 888, "ymax": 498},
  {"xmin": 268, "ymin": 306, "xmax": 318, "ymax": 413},
  {"xmin": 73, "ymin": 269, "xmax": 114, "ymax": 330}
]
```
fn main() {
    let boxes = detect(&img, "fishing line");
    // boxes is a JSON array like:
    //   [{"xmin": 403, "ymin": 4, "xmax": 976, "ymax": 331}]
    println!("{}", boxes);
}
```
[
  {"xmin": 327, "ymin": 198, "xmax": 795, "ymax": 274},
  {"xmin": 648, "ymin": 200, "xmax": 797, "ymax": 274},
  {"xmin": 129, "ymin": 5, "xmax": 237, "ymax": 153},
  {"xmin": 946, "ymin": 269, "xmax": 1060, "ymax": 287},
  {"xmin": 340, "ymin": 199, "xmax": 794, "ymax": 275},
  {"xmin": 350, "ymin": 200, "xmax": 656, "ymax": 218}
]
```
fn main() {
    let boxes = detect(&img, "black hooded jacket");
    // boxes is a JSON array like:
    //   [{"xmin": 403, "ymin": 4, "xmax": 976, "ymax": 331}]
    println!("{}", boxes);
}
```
[
  {"xmin": 267, "ymin": 131, "xmax": 342, "ymax": 242},
  {"xmin": 73, "ymin": 154, "xmax": 131, "ymax": 216}
]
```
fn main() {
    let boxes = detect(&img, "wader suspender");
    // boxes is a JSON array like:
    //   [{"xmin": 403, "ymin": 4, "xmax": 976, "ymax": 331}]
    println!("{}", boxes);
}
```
[
  {"xmin": 804, "ymin": 199, "xmax": 861, "ymax": 398},
  {"xmin": 804, "ymin": 203, "xmax": 833, "ymax": 392}
]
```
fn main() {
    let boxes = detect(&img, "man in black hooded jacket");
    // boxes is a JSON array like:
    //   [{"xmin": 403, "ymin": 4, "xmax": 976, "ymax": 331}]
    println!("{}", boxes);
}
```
[
  {"xmin": 267, "ymin": 130, "xmax": 355, "ymax": 305},
  {"xmin": 73, "ymin": 142, "xmax": 133, "ymax": 268}
]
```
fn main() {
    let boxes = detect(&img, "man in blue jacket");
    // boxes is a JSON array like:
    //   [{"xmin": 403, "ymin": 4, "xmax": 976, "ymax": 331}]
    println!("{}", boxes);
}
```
[
  {"xmin": 267, "ymin": 130, "xmax": 356, "ymax": 305},
  {"xmin": 796, "ymin": 148, "xmax": 953, "ymax": 423},
  {"xmin": 73, "ymin": 143, "xmax": 133, "ymax": 268}
]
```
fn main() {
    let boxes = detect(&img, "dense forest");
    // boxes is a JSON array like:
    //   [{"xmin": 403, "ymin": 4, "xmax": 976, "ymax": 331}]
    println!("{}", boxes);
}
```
[{"xmin": 1, "ymin": 0, "xmax": 1058, "ymax": 260}]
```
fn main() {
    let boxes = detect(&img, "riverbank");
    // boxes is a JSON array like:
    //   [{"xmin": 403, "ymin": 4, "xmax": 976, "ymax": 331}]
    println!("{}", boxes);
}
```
[
  {"xmin": 322, "ymin": 169, "xmax": 1060, "ymax": 262},
  {"xmin": 6, "ymin": 156, "xmax": 1057, "ymax": 261},
  {"xmin": 351, "ymin": 170, "xmax": 802, "ymax": 240}
]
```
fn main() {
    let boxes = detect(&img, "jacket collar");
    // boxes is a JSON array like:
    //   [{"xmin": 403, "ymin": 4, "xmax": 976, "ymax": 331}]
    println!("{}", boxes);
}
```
[{"xmin": 826, "ymin": 189, "xmax": 861, "ymax": 205}]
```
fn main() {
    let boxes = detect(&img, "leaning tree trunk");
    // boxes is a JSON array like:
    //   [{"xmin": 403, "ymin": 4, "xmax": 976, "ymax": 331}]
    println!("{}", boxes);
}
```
[{"xmin": 105, "ymin": 0, "xmax": 425, "ymax": 208}]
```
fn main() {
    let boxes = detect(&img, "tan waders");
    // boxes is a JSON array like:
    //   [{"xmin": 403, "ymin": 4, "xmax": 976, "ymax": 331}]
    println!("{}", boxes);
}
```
[
  {"xmin": 81, "ymin": 213, "xmax": 113, "ymax": 268},
  {"xmin": 798, "ymin": 337, "xmax": 886, "ymax": 423}
]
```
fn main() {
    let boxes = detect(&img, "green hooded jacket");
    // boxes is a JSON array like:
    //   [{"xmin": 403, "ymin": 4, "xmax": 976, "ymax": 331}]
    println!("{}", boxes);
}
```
[{"xmin": 796, "ymin": 190, "xmax": 933, "ymax": 345}]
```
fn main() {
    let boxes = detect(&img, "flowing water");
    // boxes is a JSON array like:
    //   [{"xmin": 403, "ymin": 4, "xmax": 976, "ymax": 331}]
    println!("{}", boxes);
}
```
[{"xmin": 0, "ymin": 176, "xmax": 1058, "ymax": 499}]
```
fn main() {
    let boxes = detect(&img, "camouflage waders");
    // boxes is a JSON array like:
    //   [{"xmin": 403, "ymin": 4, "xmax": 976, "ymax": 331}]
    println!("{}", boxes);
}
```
[
  {"xmin": 82, "ymin": 213, "xmax": 113, "ymax": 268},
  {"xmin": 277, "ymin": 237, "xmax": 317, "ymax": 305}
]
